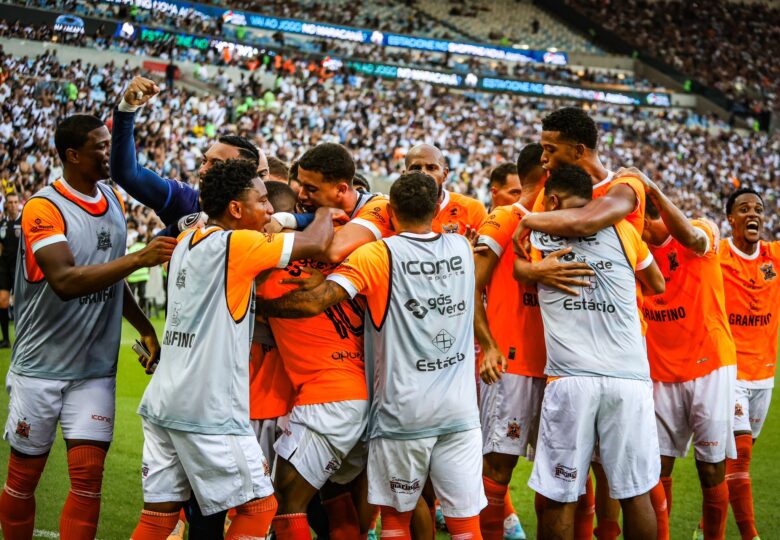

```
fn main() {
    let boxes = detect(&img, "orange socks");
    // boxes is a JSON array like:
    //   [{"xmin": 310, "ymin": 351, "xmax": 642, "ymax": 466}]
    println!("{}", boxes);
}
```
[
  {"xmin": 323, "ymin": 493, "xmax": 360, "ymax": 540},
  {"xmin": 60, "ymin": 445, "xmax": 107, "ymax": 540},
  {"xmin": 727, "ymin": 434, "xmax": 759, "ymax": 540},
  {"xmin": 593, "ymin": 519, "xmax": 620, "ymax": 540},
  {"xmin": 649, "ymin": 481, "xmax": 670, "ymax": 540},
  {"xmin": 272, "ymin": 513, "xmax": 311, "ymax": 540},
  {"xmin": 479, "ymin": 476, "xmax": 508, "ymax": 540},
  {"xmin": 225, "ymin": 496, "xmax": 278, "ymax": 539},
  {"xmin": 575, "ymin": 475, "xmax": 595, "ymax": 540},
  {"xmin": 380, "ymin": 505, "xmax": 412, "ymax": 539},
  {"xmin": 444, "ymin": 515, "xmax": 482, "ymax": 539},
  {"xmin": 0, "ymin": 452, "xmax": 48, "ymax": 540},
  {"xmin": 131, "ymin": 510, "xmax": 180, "ymax": 539},
  {"xmin": 503, "ymin": 488, "xmax": 516, "ymax": 519},
  {"xmin": 660, "ymin": 476, "xmax": 672, "ymax": 516},
  {"xmin": 702, "ymin": 481, "xmax": 728, "ymax": 540}
]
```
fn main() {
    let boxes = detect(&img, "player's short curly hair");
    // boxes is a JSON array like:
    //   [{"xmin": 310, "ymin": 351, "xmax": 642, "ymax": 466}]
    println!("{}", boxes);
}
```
[
  {"xmin": 200, "ymin": 159, "xmax": 257, "ymax": 218},
  {"xmin": 544, "ymin": 164, "xmax": 593, "ymax": 201},
  {"xmin": 218, "ymin": 135, "xmax": 260, "ymax": 167},
  {"xmin": 298, "ymin": 143, "xmax": 355, "ymax": 184},
  {"xmin": 389, "ymin": 172, "xmax": 438, "ymax": 224},
  {"xmin": 54, "ymin": 114, "xmax": 105, "ymax": 161},
  {"xmin": 542, "ymin": 107, "xmax": 598, "ymax": 149},
  {"xmin": 725, "ymin": 187, "xmax": 763, "ymax": 215}
]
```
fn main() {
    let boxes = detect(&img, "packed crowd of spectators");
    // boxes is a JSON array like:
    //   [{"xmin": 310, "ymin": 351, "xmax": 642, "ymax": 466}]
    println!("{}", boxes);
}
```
[
  {"xmin": 1, "ymin": 48, "xmax": 777, "ymax": 241},
  {"xmin": 0, "ymin": 8, "xmax": 659, "ymax": 93},
  {"xmin": 565, "ymin": 0, "xmax": 780, "ymax": 113}
]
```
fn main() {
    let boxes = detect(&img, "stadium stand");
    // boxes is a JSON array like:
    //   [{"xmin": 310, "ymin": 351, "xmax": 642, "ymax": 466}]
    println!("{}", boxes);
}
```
[
  {"xmin": 415, "ymin": 0, "xmax": 604, "ymax": 54},
  {"xmin": 561, "ymin": 0, "xmax": 779, "ymax": 113},
  {"xmin": 0, "ymin": 43, "xmax": 777, "ymax": 239}
]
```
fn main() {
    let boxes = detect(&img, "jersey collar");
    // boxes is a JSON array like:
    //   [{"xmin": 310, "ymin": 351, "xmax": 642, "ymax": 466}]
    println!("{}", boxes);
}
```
[
  {"xmin": 58, "ymin": 177, "xmax": 103, "ymax": 204},
  {"xmin": 591, "ymin": 170, "xmax": 615, "ymax": 191},
  {"xmin": 512, "ymin": 201, "xmax": 532, "ymax": 215},
  {"xmin": 399, "ymin": 231, "xmax": 438, "ymax": 239},
  {"xmin": 727, "ymin": 237, "xmax": 760, "ymax": 260}
]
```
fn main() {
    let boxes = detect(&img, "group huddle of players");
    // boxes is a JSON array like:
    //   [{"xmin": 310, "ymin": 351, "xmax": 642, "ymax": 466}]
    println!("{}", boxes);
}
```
[{"xmin": 0, "ymin": 74, "xmax": 776, "ymax": 540}]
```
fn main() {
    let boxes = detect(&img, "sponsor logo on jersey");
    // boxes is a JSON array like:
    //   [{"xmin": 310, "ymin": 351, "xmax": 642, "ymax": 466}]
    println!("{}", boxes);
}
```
[
  {"xmin": 400, "ymin": 256, "xmax": 464, "ymax": 280},
  {"xmin": 96, "ymin": 227, "xmax": 112, "ymax": 251},
  {"xmin": 728, "ymin": 313, "xmax": 771, "ymax": 327},
  {"xmin": 91, "ymin": 414, "xmax": 112, "ymax": 424},
  {"xmin": 15, "ymin": 418, "xmax": 30, "ymax": 438},
  {"xmin": 760, "ymin": 262, "xmax": 776, "ymax": 281},
  {"xmin": 506, "ymin": 420, "xmax": 521, "ymax": 440},
  {"xmin": 330, "ymin": 350, "xmax": 363, "ymax": 361},
  {"xmin": 30, "ymin": 217, "xmax": 54, "ymax": 233},
  {"xmin": 162, "ymin": 330, "xmax": 196, "ymax": 348},
  {"xmin": 405, "ymin": 295, "xmax": 466, "ymax": 319},
  {"xmin": 367, "ymin": 206, "xmax": 386, "ymax": 224},
  {"xmin": 416, "ymin": 352, "xmax": 465, "ymax": 372},
  {"xmin": 432, "ymin": 329, "xmax": 455, "ymax": 353},
  {"xmin": 142, "ymin": 466, "xmax": 149, "ymax": 478},
  {"xmin": 325, "ymin": 459, "xmax": 340, "ymax": 473},
  {"xmin": 390, "ymin": 477, "xmax": 421, "ymax": 494},
  {"xmin": 554, "ymin": 464, "xmax": 577, "ymax": 482},
  {"xmin": 643, "ymin": 306, "xmax": 687, "ymax": 322},
  {"xmin": 563, "ymin": 298, "xmax": 616, "ymax": 313},
  {"xmin": 175, "ymin": 268, "xmax": 187, "ymax": 289},
  {"xmin": 79, "ymin": 286, "xmax": 116, "ymax": 305},
  {"xmin": 523, "ymin": 292, "xmax": 539, "ymax": 307}
]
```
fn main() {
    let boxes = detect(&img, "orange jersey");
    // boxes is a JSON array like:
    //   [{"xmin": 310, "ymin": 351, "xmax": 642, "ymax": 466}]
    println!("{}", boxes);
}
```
[
  {"xmin": 643, "ymin": 221, "xmax": 736, "ymax": 382},
  {"xmin": 478, "ymin": 203, "xmax": 546, "ymax": 377},
  {"xmin": 255, "ymin": 195, "xmax": 392, "ymax": 406},
  {"xmin": 432, "ymin": 190, "xmax": 487, "ymax": 234},
  {"xmin": 249, "ymin": 341, "xmax": 294, "ymax": 420},
  {"xmin": 719, "ymin": 238, "xmax": 780, "ymax": 382}
]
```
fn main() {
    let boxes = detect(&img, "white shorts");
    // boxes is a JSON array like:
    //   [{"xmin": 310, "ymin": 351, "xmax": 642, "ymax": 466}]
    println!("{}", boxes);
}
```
[
  {"xmin": 529, "ymin": 376, "xmax": 660, "ymax": 503},
  {"xmin": 733, "ymin": 385, "xmax": 772, "ymax": 438},
  {"xmin": 368, "ymin": 428, "xmax": 487, "ymax": 517},
  {"xmin": 274, "ymin": 400, "xmax": 368, "ymax": 489},
  {"xmin": 140, "ymin": 419, "xmax": 274, "ymax": 516},
  {"xmin": 654, "ymin": 365, "xmax": 737, "ymax": 462},
  {"xmin": 251, "ymin": 417, "xmax": 281, "ymax": 468},
  {"xmin": 480, "ymin": 374, "xmax": 545, "ymax": 458},
  {"xmin": 4, "ymin": 372, "xmax": 115, "ymax": 454}
]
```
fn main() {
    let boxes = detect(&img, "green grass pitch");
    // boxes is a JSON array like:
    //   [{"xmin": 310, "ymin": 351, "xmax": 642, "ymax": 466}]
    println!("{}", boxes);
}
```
[{"xmin": 0, "ymin": 318, "xmax": 777, "ymax": 538}]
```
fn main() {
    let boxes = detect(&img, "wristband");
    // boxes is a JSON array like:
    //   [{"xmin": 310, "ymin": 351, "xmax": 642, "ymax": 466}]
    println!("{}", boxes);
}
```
[
  {"xmin": 117, "ymin": 97, "xmax": 141, "ymax": 113},
  {"xmin": 272, "ymin": 212, "xmax": 297, "ymax": 230}
]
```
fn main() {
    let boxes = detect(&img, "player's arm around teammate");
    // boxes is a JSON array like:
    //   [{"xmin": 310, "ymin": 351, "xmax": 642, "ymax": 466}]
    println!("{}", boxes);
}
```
[{"xmin": 0, "ymin": 114, "xmax": 175, "ymax": 540}]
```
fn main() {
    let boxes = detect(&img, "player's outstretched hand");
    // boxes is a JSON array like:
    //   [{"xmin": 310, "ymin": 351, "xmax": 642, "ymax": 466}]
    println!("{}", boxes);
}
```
[
  {"xmin": 535, "ymin": 247, "xmax": 595, "ymax": 296},
  {"xmin": 280, "ymin": 266, "xmax": 325, "ymax": 291},
  {"xmin": 136, "ymin": 236, "xmax": 177, "ymax": 267},
  {"xmin": 123, "ymin": 76, "xmax": 160, "ymax": 108},
  {"xmin": 138, "ymin": 333, "xmax": 161, "ymax": 375},
  {"xmin": 479, "ymin": 346, "xmax": 507, "ymax": 385}
]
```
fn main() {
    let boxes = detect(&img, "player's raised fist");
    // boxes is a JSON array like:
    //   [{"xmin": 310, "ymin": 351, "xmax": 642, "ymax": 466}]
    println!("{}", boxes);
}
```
[{"xmin": 123, "ymin": 76, "xmax": 160, "ymax": 107}]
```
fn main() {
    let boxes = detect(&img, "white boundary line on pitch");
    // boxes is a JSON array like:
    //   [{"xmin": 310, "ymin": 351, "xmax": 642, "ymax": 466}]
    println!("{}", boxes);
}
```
[{"xmin": 35, "ymin": 529, "xmax": 104, "ymax": 540}]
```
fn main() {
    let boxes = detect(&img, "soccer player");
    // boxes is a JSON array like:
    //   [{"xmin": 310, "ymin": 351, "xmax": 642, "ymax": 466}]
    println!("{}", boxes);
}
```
[
  {"xmin": 516, "ymin": 107, "xmax": 651, "ymax": 540},
  {"xmin": 0, "ymin": 114, "xmax": 176, "ymax": 540},
  {"xmin": 526, "ymin": 165, "xmax": 664, "ymax": 540},
  {"xmin": 719, "ymin": 188, "xmax": 779, "ymax": 540},
  {"xmin": 487, "ymin": 162, "xmax": 522, "ymax": 209},
  {"xmin": 475, "ymin": 143, "xmax": 579, "ymax": 540},
  {"xmin": 257, "ymin": 143, "xmax": 394, "ymax": 540},
  {"xmin": 258, "ymin": 172, "xmax": 487, "ymax": 540},
  {"xmin": 267, "ymin": 156, "xmax": 291, "ymax": 184},
  {"xmin": 130, "ymin": 159, "xmax": 338, "ymax": 540},
  {"xmin": 404, "ymin": 143, "xmax": 487, "ymax": 234},
  {"xmin": 639, "ymin": 174, "xmax": 737, "ymax": 540},
  {"xmin": 0, "ymin": 192, "xmax": 21, "ymax": 347}
]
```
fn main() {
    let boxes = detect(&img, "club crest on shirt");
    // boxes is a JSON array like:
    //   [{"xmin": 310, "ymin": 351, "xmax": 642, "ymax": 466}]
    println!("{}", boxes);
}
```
[
  {"xmin": 760, "ymin": 262, "xmax": 776, "ymax": 281},
  {"xmin": 667, "ymin": 251, "xmax": 680, "ymax": 273},
  {"xmin": 170, "ymin": 302, "xmax": 182, "ymax": 327},
  {"xmin": 441, "ymin": 223, "xmax": 460, "ymax": 234},
  {"xmin": 15, "ymin": 418, "xmax": 30, "ymax": 438},
  {"xmin": 96, "ymin": 228, "xmax": 112, "ymax": 251},
  {"xmin": 175, "ymin": 268, "xmax": 187, "ymax": 289},
  {"xmin": 506, "ymin": 420, "xmax": 521, "ymax": 440}
]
